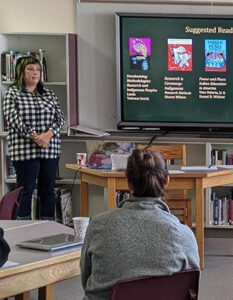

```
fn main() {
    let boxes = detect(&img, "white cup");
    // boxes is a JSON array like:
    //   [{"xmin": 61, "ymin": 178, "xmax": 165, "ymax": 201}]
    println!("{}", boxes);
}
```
[
  {"xmin": 76, "ymin": 153, "xmax": 87, "ymax": 166},
  {"xmin": 72, "ymin": 217, "xmax": 90, "ymax": 241}
]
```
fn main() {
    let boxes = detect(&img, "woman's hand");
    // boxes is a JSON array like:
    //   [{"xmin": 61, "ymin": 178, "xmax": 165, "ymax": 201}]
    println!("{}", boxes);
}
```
[
  {"xmin": 29, "ymin": 133, "xmax": 39, "ymax": 141},
  {"xmin": 34, "ymin": 130, "xmax": 54, "ymax": 149}
]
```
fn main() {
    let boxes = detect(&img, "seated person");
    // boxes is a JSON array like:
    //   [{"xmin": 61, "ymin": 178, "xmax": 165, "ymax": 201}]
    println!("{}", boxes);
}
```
[
  {"xmin": 0, "ymin": 228, "xmax": 10, "ymax": 267},
  {"xmin": 80, "ymin": 148, "xmax": 200, "ymax": 300}
]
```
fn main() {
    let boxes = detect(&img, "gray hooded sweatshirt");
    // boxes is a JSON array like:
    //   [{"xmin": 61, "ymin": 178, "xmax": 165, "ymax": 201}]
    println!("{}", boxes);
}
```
[{"xmin": 80, "ymin": 197, "xmax": 200, "ymax": 300}]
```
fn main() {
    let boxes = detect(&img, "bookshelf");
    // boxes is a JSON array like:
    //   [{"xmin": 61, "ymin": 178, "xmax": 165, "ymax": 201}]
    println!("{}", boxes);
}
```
[
  {"xmin": 205, "ymin": 142, "xmax": 233, "ymax": 228},
  {"xmin": 0, "ymin": 33, "xmax": 79, "ymax": 208}
]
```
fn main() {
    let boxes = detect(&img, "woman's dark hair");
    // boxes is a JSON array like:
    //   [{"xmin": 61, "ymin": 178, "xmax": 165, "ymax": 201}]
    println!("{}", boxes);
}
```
[
  {"xmin": 126, "ymin": 148, "xmax": 168, "ymax": 198},
  {"xmin": 13, "ymin": 56, "xmax": 44, "ymax": 94}
]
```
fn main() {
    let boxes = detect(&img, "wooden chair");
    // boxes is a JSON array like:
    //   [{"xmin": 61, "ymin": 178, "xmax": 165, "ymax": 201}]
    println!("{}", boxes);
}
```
[
  {"xmin": 109, "ymin": 269, "xmax": 200, "ymax": 300},
  {"xmin": 0, "ymin": 187, "xmax": 23, "ymax": 220},
  {"xmin": 137, "ymin": 144, "xmax": 192, "ymax": 228}
]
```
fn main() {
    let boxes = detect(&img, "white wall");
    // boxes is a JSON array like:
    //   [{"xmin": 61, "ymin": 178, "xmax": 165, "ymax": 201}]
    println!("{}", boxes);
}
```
[
  {"xmin": 76, "ymin": 2, "xmax": 233, "ymax": 130},
  {"xmin": 0, "ymin": 0, "xmax": 76, "ymax": 33}
]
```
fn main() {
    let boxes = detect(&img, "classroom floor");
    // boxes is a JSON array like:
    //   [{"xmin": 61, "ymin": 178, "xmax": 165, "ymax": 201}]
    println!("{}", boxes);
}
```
[{"xmin": 8, "ymin": 236, "xmax": 233, "ymax": 300}]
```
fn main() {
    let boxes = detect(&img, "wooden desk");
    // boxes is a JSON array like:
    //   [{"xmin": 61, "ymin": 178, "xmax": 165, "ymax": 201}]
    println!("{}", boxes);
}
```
[
  {"xmin": 0, "ymin": 220, "xmax": 81, "ymax": 300},
  {"xmin": 66, "ymin": 164, "xmax": 233, "ymax": 269}
]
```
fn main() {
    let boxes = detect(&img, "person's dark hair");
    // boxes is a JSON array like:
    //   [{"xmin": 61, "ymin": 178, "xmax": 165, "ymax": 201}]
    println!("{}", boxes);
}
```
[
  {"xmin": 126, "ymin": 148, "xmax": 168, "ymax": 198},
  {"xmin": 13, "ymin": 56, "xmax": 44, "ymax": 94}
]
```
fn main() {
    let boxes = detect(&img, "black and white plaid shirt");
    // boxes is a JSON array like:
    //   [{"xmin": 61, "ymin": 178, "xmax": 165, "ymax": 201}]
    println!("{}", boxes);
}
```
[{"xmin": 3, "ymin": 85, "xmax": 65, "ymax": 161}]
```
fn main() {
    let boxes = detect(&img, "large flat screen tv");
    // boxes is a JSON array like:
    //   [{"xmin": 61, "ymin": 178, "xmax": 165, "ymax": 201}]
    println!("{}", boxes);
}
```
[{"xmin": 116, "ymin": 13, "xmax": 233, "ymax": 134}]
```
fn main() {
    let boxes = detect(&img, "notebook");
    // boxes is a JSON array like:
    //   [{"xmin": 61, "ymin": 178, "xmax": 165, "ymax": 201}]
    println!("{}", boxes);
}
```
[{"xmin": 16, "ymin": 233, "xmax": 83, "ymax": 251}]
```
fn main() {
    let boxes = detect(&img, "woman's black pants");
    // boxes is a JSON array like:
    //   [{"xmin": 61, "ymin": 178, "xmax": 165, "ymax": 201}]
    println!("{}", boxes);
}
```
[{"xmin": 13, "ymin": 157, "xmax": 59, "ymax": 218}]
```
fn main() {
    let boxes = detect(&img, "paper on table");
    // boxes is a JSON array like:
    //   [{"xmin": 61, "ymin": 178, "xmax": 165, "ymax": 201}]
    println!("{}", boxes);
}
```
[
  {"xmin": 2, "ymin": 260, "xmax": 19, "ymax": 268},
  {"xmin": 168, "ymin": 170, "xmax": 184, "ymax": 174},
  {"xmin": 218, "ymin": 165, "xmax": 233, "ymax": 169},
  {"xmin": 70, "ymin": 125, "xmax": 110, "ymax": 137},
  {"xmin": 181, "ymin": 166, "xmax": 218, "ymax": 171}
]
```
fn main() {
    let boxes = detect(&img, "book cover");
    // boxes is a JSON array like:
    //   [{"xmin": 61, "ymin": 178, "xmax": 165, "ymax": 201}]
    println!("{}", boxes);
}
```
[
  {"xmin": 205, "ymin": 39, "xmax": 226, "ymax": 72},
  {"xmin": 167, "ymin": 38, "xmax": 192, "ymax": 71},
  {"xmin": 129, "ymin": 37, "xmax": 151, "ymax": 71}
]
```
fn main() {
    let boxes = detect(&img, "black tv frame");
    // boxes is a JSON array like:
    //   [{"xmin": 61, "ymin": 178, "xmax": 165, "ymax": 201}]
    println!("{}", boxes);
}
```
[{"xmin": 116, "ymin": 12, "xmax": 233, "ymax": 136}]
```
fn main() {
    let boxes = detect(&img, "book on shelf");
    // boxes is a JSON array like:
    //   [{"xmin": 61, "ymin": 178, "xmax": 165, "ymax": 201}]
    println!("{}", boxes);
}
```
[
  {"xmin": 211, "ymin": 148, "xmax": 233, "ymax": 166},
  {"xmin": 1, "ymin": 50, "xmax": 48, "ymax": 82},
  {"xmin": 39, "ymin": 49, "xmax": 48, "ymax": 82},
  {"xmin": 31, "ymin": 189, "xmax": 39, "ymax": 220},
  {"xmin": 5, "ymin": 155, "xmax": 16, "ymax": 177},
  {"xmin": 230, "ymin": 196, "xmax": 233, "ymax": 225},
  {"xmin": 116, "ymin": 190, "xmax": 131, "ymax": 206},
  {"xmin": 54, "ymin": 186, "xmax": 72, "ymax": 225},
  {"xmin": 1, "ymin": 52, "xmax": 6, "ymax": 81},
  {"xmin": 6, "ymin": 53, "xmax": 11, "ymax": 82},
  {"xmin": 10, "ymin": 50, "xmax": 19, "ymax": 81},
  {"xmin": 223, "ymin": 197, "xmax": 229, "ymax": 225},
  {"xmin": 217, "ymin": 198, "xmax": 222, "ymax": 225},
  {"xmin": 3, "ymin": 116, "xmax": 8, "ymax": 131},
  {"xmin": 60, "ymin": 192, "xmax": 72, "ymax": 225},
  {"xmin": 222, "ymin": 150, "xmax": 227, "ymax": 165},
  {"xmin": 54, "ymin": 186, "xmax": 70, "ymax": 223},
  {"xmin": 1, "ymin": 52, "xmax": 11, "ymax": 82},
  {"xmin": 209, "ymin": 193, "xmax": 213, "ymax": 225},
  {"xmin": 212, "ymin": 192, "xmax": 219, "ymax": 225},
  {"xmin": 29, "ymin": 186, "xmax": 71, "ymax": 221},
  {"xmin": 210, "ymin": 191, "xmax": 233, "ymax": 226}
]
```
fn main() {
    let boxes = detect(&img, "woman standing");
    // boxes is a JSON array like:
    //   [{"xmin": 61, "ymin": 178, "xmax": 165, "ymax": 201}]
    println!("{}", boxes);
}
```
[{"xmin": 3, "ymin": 56, "xmax": 65, "ymax": 220}]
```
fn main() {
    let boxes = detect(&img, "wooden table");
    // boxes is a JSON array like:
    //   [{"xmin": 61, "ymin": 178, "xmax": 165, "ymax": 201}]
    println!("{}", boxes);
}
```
[
  {"xmin": 66, "ymin": 164, "xmax": 233, "ymax": 269},
  {"xmin": 0, "ymin": 220, "xmax": 81, "ymax": 300}
]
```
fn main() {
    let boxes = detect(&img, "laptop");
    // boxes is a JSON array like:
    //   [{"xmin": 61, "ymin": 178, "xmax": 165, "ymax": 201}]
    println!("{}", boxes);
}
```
[{"xmin": 16, "ymin": 233, "xmax": 83, "ymax": 251}]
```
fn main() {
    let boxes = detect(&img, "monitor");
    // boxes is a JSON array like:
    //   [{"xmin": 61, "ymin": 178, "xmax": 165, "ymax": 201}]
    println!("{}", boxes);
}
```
[{"xmin": 116, "ymin": 13, "xmax": 233, "ymax": 135}]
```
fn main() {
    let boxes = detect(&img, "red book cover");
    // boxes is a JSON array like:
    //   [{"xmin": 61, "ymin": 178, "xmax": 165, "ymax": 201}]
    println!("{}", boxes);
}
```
[{"xmin": 167, "ymin": 38, "xmax": 192, "ymax": 72}]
